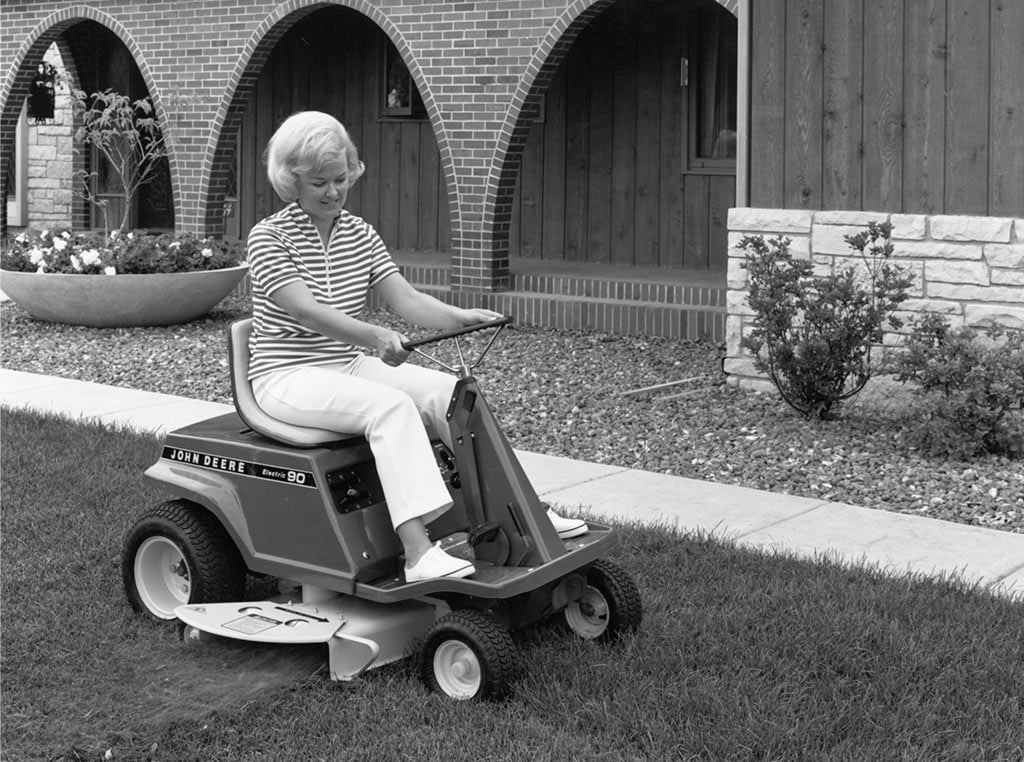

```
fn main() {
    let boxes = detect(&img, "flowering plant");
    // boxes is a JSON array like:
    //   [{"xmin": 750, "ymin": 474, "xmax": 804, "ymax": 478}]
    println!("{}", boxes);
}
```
[{"xmin": 0, "ymin": 229, "xmax": 244, "ymax": 275}]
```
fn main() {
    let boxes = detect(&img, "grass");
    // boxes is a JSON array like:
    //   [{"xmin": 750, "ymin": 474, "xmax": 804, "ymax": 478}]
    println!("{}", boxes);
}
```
[{"xmin": 2, "ymin": 408, "xmax": 1023, "ymax": 761}]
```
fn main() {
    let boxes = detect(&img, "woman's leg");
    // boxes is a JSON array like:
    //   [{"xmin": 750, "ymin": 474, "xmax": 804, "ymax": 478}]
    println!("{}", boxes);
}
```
[
  {"xmin": 348, "ymin": 356, "xmax": 457, "ymax": 449},
  {"xmin": 253, "ymin": 363, "xmax": 457, "ymax": 567},
  {"xmin": 253, "ymin": 363, "xmax": 473, "ymax": 579}
]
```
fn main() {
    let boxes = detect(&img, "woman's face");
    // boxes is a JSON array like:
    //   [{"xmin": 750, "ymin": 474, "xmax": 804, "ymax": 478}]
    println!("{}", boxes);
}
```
[{"xmin": 295, "ymin": 157, "xmax": 350, "ymax": 227}]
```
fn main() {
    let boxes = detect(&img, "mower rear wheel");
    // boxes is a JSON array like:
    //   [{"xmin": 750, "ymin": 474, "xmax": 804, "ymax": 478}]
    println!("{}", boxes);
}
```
[
  {"xmin": 122, "ymin": 499, "xmax": 245, "ymax": 621},
  {"xmin": 420, "ymin": 609, "xmax": 519, "ymax": 701},
  {"xmin": 564, "ymin": 559, "xmax": 642, "ymax": 642}
]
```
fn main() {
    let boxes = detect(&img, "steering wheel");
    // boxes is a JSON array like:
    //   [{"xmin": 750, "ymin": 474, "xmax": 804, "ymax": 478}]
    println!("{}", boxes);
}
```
[{"xmin": 401, "ymin": 316, "xmax": 513, "ymax": 376}]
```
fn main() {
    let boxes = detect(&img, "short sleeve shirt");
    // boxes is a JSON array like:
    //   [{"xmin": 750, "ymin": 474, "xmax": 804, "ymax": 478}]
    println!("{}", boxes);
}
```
[{"xmin": 246, "ymin": 203, "xmax": 399, "ymax": 380}]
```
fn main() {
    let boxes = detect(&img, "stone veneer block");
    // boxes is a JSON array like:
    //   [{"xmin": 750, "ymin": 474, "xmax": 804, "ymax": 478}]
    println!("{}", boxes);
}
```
[
  {"xmin": 965, "ymin": 304, "xmax": 1024, "ymax": 329},
  {"xmin": 898, "ymin": 241, "xmax": 985, "ymax": 261},
  {"xmin": 728, "ymin": 207, "xmax": 813, "ymax": 233},
  {"xmin": 930, "ymin": 215, "xmax": 1013, "ymax": 243},
  {"xmin": 928, "ymin": 283, "xmax": 1024, "ymax": 302},
  {"xmin": 787, "ymin": 236, "xmax": 810, "ymax": 259},
  {"xmin": 725, "ymin": 315, "xmax": 745, "ymax": 354},
  {"xmin": 811, "ymin": 224, "xmax": 869, "ymax": 255},
  {"xmin": 899, "ymin": 298, "xmax": 964, "ymax": 316},
  {"xmin": 890, "ymin": 214, "xmax": 928, "ymax": 240},
  {"xmin": 925, "ymin": 260, "xmax": 991, "ymax": 286},
  {"xmin": 727, "ymin": 264, "xmax": 747, "ymax": 290},
  {"xmin": 727, "ymin": 289, "xmax": 754, "ymax": 316},
  {"xmin": 722, "ymin": 356, "xmax": 760, "ymax": 377},
  {"xmin": 984, "ymin": 243, "xmax": 1024, "ymax": 269},
  {"xmin": 727, "ymin": 231, "xmax": 750, "ymax": 259},
  {"xmin": 991, "ymin": 269, "xmax": 1024, "ymax": 286},
  {"xmin": 1015, "ymin": 220, "xmax": 1024, "ymax": 241},
  {"xmin": 814, "ymin": 210, "xmax": 883, "ymax": 226}
]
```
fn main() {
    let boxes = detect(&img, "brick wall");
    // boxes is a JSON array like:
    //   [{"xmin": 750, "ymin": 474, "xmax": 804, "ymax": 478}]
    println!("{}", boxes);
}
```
[
  {"xmin": 0, "ymin": 0, "xmax": 603, "ymax": 291},
  {"xmin": 2, "ymin": 0, "xmax": 737, "ymax": 295},
  {"xmin": 725, "ymin": 208, "xmax": 1024, "ymax": 389}
]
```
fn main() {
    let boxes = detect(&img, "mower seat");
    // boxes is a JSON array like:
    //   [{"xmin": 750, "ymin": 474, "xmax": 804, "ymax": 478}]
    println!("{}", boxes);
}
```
[{"xmin": 228, "ymin": 318, "xmax": 342, "ymax": 448}]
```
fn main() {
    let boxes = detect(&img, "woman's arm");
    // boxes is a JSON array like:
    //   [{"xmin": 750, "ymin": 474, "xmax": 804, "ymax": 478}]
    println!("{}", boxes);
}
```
[
  {"xmin": 270, "ymin": 280, "xmax": 409, "ymax": 364},
  {"xmin": 375, "ymin": 273, "xmax": 503, "ymax": 329}
]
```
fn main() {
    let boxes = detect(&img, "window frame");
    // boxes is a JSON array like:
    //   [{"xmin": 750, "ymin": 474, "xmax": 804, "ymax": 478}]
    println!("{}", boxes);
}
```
[
  {"xmin": 380, "ymin": 42, "xmax": 426, "ymax": 120},
  {"xmin": 684, "ymin": 6, "xmax": 738, "ymax": 176}
]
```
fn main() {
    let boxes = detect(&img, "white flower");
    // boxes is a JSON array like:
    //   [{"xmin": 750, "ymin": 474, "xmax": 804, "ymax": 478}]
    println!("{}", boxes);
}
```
[
  {"xmin": 36, "ymin": 263, "xmax": 47, "ymax": 273},
  {"xmin": 104, "ymin": 266, "xmax": 117, "ymax": 276},
  {"xmin": 70, "ymin": 254, "xmax": 82, "ymax": 272},
  {"xmin": 201, "ymin": 247, "xmax": 213, "ymax": 259},
  {"xmin": 80, "ymin": 248, "xmax": 102, "ymax": 267},
  {"xmin": 28, "ymin": 247, "xmax": 45, "ymax": 265},
  {"xmin": 52, "ymin": 237, "xmax": 68, "ymax": 252},
  {"xmin": 15, "ymin": 233, "xmax": 26, "ymax": 245},
  {"xmin": 126, "ymin": 232, "xmax": 135, "ymax": 241},
  {"xmin": 61, "ymin": 231, "xmax": 71, "ymax": 239},
  {"xmin": 110, "ymin": 230, "xmax": 120, "ymax": 240},
  {"xmin": 169, "ymin": 241, "xmax": 181, "ymax": 250}
]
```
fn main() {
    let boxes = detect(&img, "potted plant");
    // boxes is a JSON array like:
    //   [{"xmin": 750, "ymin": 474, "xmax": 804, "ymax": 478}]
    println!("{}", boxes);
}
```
[
  {"xmin": 0, "ymin": 228, "xmax": 247, "ymax": 327},
  {"xmin": 0, "ymin": 88, "xmax": 248, "ymax": 327}
]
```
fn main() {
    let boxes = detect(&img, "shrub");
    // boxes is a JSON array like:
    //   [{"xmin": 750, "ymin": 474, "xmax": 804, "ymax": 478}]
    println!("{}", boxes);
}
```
[
  {"xmin": 895, "ymin": 314, "xmax": 1024, "ymax": 458},
  {"xmin": 739, "ymin": 222, "xmax": 913, "ymax": 420}
]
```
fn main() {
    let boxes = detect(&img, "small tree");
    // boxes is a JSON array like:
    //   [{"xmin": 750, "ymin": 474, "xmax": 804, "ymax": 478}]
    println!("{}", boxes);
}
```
[
  {"xmin": 739, "ymin": 222, "xmax": 913, "ymax": 420},
  {"xmin": 72, "ymin": 89, "xmax": 168, "ymax": 234}
]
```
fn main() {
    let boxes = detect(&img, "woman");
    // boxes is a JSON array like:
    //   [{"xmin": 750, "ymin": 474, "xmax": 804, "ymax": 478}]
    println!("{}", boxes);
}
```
[{"xmin": 247, "ymin": 111, "xmax": 585, "ymax": 583}]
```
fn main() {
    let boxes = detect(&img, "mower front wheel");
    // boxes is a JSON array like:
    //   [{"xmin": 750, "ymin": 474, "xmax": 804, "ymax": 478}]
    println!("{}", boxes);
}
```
[
  {"xmin": 122, "ymin": 499, "xmax": 245, "ymax": 621},
  {"xmin": 420, "ymin": 609, "xmax": 520, "ymax": 701},
  {"xmin": 564, "ymin": 559, "xmax": 642, "ymax": 642}
]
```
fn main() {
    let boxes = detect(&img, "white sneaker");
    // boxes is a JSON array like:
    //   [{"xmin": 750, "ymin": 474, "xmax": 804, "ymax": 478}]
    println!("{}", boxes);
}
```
[
  {"xmin": 547, "ymin": 508, "xmax": 588, "ymax": 539},
  {"xmin": 405, "ymin": 542, "xmax": 475, "ymax": 582}
]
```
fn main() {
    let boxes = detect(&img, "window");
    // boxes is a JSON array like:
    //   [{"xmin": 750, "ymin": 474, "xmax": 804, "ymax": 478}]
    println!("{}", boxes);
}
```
[
  {"xmin": 687, "ymin": 4, "xmax": 737, "ymax": 172},
  {"xmin": 381, "ymin": 42, "xmax": 426, "ymax": 119}
]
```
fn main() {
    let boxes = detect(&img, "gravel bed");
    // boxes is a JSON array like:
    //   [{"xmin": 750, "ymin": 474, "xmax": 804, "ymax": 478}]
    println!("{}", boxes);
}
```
[{"xmin": 2, "ymin": 296, "xmax": 1022, "ymax": 534}]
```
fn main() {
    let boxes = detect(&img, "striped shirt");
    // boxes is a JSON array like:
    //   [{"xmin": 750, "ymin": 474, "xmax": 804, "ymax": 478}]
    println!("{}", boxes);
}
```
[{"xmin": 246, "ymin": 203, "xmax": 399, "ymax": 380}]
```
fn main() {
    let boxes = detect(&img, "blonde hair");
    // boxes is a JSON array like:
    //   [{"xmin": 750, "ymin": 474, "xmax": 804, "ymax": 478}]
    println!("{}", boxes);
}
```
[{"xmin": 264, "ymin": 111, "xmax": 365, "ymax": 201}]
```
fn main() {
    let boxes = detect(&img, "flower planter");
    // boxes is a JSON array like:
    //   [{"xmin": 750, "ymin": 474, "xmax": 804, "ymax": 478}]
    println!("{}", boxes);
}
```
[{"xmin": 0, "ymin": 265, "xmax": 249, "ymax": 327}]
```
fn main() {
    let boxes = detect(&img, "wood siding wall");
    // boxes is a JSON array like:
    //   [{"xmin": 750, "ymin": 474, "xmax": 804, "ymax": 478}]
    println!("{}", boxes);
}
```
[
  {"xmin": 510, "ymin": 0, "xmax": 735, "ymax": 272},
  {"xmin": 750, "ymin": 0, "xmax": 1024, "ymax": 216},
  {"xmin": 233, "ymin": 7, "xmax": 450, "ymax": 251}
]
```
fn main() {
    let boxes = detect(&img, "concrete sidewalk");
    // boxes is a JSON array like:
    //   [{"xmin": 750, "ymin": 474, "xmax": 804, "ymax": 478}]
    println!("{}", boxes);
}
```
[{"xmin": 2, "ymin": 367, "xmax": 1022, "ymax": 600}]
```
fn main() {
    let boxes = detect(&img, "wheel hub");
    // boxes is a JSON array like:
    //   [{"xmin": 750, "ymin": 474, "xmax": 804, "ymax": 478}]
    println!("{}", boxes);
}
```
[
  {"xmin": 134, "ymin": 536, "xmax": 191, "ymax": 620},
  {"xmin": 433, "ymin": 640, "xmax": 482, "ymax": 699},
  {"xmin": 564, "ymin": 586, "xmax": 610, "ymax": 639}
]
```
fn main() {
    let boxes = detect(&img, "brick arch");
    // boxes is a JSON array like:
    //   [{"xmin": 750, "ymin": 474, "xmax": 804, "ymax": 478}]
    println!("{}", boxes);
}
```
[
  {"xmin": 483, "ymin": 0, "xmax": 739, "ymax": 281},
  {"xmin": 0, "ymin": 5, "xmax": 176, "ymax": 234},
  {"xmin": 203, "ymin": 0, "xmax": 456, "ymax": 238}
]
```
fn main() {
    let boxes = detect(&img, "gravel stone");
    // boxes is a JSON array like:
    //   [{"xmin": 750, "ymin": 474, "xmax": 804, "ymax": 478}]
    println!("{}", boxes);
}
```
[{"xmin": 2, "ymin": 297, "xmax": 1021, "ymax": 534}]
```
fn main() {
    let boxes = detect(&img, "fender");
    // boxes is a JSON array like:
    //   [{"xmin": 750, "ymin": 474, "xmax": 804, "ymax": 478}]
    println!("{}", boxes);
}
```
[{"xmin": 143, "ymin": 460, "xmax": 254, "ymax": 558}]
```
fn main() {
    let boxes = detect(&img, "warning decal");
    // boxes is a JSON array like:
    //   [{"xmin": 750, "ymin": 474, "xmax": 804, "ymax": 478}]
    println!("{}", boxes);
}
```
[
  {"xmin": 222, "ymin": 613, "xmax": 283, "ymax": 635},
  {"xmin": 162, "ymin": 446, "xmax": 317, "ymax": 488}
]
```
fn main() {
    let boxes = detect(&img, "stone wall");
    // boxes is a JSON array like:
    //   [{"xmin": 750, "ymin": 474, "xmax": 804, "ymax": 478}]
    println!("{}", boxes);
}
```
[
  {"xmin": 725, "ymin": 208, "xmax": 1024, "ymax": 389},
  {"xmin": 20, "ymin": 44, "xmax": 74, "ymax": 230}
]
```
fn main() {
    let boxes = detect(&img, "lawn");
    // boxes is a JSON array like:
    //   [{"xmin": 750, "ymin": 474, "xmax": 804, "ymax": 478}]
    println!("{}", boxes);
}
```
[{"xmin": 2, "ymin": 408, "xmax": 1022, "ymax": 761}]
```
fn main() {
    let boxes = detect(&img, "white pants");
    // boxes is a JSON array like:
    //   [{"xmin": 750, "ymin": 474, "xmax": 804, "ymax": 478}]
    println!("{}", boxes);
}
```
[{"xmin": 253, "ymin": 356, "xmax": 456, "ymax": 530}]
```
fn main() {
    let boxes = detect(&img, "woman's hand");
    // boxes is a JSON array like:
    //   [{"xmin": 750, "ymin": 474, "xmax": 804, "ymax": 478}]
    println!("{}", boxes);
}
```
[
  {"xmin": 457, "ymin": 308, "xmax": 505, "ymax": 326},
  {"xmin": 371, "ymin": 327, "xmax": 410, "ymax": 366}
]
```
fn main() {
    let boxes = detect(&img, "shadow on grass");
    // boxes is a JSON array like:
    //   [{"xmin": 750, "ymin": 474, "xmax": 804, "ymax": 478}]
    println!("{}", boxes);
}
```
[{"xmin": 2, "ymin": 409, "xmax": 1022, "ymax": 761}]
